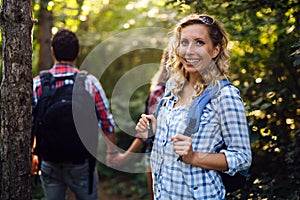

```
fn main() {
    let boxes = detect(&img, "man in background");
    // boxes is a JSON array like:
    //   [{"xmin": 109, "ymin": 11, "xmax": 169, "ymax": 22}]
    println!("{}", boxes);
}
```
[{"xmin": 32, "ymin": 29, "xmax": 117, "ymax": 200}]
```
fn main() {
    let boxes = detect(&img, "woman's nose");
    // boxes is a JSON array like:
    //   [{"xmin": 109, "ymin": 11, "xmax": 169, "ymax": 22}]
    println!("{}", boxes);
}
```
[{"xmin": 186, "ymin": 43, "xmax": 195, "ymax": 55}]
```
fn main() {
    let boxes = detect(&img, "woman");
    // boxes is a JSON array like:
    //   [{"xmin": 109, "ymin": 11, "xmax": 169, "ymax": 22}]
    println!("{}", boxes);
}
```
[{"xmin": 136, "ymin": 14, "xmax": 252, "ymax": 199}]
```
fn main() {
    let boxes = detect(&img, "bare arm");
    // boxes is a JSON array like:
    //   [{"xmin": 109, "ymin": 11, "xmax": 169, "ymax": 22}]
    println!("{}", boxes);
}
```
[
  {"xmin": 126, "ymin": 138, "xmax": 144, "ymax": 154},
  {"xmin": 187, "ymin": 152, "xmax": 228, "ymax": 171},
  {"xmin": 171, "ymin": 134, "xmax": 228, "ymax": 171},
  {"xmin": 104, "ymin": 132, "xmax": 117, "ymax": 153}
]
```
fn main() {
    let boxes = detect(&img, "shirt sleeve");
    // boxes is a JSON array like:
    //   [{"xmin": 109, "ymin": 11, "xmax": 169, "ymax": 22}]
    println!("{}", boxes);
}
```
[
  {"xmin": 32, "ymin": 76, "xmax": 42, "ymax": 111},
  {"xmin": 85, "ymin": 74, "xmax": 115, "ymax": 135},
  {"xmin": 147, "ymin": 85, "xmax": 165, "ymax": 114},
  {"xmin": 218, "ymin": 85, "xmax": 252, "ymax": 175}
]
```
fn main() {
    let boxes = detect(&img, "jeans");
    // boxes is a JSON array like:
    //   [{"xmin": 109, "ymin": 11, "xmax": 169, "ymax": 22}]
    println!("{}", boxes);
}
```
[{"xmin": 40, "ymin": 160, "xmax": 98, "ymax": 200}]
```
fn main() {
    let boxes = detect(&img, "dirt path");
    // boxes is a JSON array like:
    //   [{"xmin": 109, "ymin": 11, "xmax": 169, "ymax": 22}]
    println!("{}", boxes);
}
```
[{"xmin": 66, "ymin": 180, "xmax": 126, "ymax": 200}]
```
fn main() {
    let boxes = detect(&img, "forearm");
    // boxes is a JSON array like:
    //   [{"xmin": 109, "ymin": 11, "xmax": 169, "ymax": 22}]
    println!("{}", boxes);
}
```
[
  {"xmin": 104, "ymin": 132, "xmax": 117, "ymax": 153},
  {"xmin": 127, "ymin": 138, "xmax": 144, "ymax": 153},
  {"xmin": 185, "ymin": 152, "xmax": 228, "ymax": 171},
  {"xmin": 121, "ymin": 138, "xmax": 144, "ymax": 160}
]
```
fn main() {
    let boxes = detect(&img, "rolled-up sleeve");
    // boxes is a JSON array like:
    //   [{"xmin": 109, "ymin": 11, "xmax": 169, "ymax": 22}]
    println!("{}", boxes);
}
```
[
  {"xmin": 218, "ymin": 86, "xmax": 252, "ymax": 175},
  {"xmin": 86, "ymin": 75, "xmax": 115, "ymax": 135}
]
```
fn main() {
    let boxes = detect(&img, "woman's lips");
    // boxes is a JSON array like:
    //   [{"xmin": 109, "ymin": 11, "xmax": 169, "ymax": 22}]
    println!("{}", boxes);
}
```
[{"xmin": 184, "ymin": 58, "xmax": 200, "ymax": 66}]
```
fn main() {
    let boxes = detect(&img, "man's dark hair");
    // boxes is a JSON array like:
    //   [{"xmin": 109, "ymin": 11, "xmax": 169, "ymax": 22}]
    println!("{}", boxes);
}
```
[{"xmin": 51, "ymin": 29, "xmax": 79, "ymax": 62}]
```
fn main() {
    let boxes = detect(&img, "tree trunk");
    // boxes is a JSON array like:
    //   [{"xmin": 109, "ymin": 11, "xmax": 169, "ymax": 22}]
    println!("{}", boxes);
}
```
[
  {"xmin": 0, "ymin": 0, "xmax": 34, "ymax": 199},
  {"xmin": 38, "ymin": 0, "xmax": 53, "ymax": 71}
]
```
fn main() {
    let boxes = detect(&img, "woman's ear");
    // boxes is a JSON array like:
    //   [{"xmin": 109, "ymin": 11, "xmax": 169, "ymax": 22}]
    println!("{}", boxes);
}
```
[{"xmin": 212, "ymin": 44, "xmax": 221, "ymax": 59}]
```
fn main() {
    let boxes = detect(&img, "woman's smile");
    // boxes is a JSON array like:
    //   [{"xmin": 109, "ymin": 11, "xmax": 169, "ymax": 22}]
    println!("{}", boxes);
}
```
[{"xmin": 183, "ymin": 58, "xmax": 201, "ymax": 66}]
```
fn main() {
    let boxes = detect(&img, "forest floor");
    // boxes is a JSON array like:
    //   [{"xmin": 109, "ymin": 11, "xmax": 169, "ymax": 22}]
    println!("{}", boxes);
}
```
[
  {"xmin": 66, "ymin": 178, "xmax": 127, "ymax": 200},
  {"xmin": 32, "ymin": 165, "xmax": 150, "ymax": 200},
  {"xmin": 33, "ymin": 177, "xmax": 129, "ymax": 200}
]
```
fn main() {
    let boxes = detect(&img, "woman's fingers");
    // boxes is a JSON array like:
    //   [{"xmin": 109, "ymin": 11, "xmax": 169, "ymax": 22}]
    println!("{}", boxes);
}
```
[
  {"xmin": 171, "ymin": 134, "xmax": 192, "ymax": 156},
  {"xmin": 171, "ymin": 134, "xmax": 190, "ymax": 141},
  {"xmin": 135, "ymin": 114, "xmax": 155, "ymax": 139},
  {"xmin": 136, "ymin": 114, "xmax": 155, "ymax": 130}
]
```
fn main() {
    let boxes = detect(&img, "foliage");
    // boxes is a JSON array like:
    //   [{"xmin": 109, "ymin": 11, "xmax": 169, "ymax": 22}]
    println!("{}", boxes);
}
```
[
  {"xmin": 97, "ymin": 162, "xmax": 150, "ymax": 199},
  {"xmin": 167, "ymin": 0, "xmax": 300, "ymax": 198},
  {"xmin": 291, "ymin": 38, "xmax": 300, "ymax": 68},
  {"xmin": 1, "ymin": 0, "xmax": 299, "ymax": 198}
]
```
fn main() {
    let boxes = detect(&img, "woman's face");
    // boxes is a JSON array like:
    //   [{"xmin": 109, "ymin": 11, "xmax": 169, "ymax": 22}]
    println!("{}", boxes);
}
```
[{"xmin": 178, "ymin": 24, "xmax": 220, "ymax": 76}]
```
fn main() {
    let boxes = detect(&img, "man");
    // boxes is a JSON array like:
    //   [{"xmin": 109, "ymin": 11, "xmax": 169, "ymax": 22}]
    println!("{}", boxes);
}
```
[{"xmin": 32, "ymin": 29, "xmax": 117, "ymax": 200}]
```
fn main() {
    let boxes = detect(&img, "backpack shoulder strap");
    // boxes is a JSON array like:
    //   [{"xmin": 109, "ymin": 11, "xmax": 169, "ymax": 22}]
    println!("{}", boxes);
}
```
[
  {"xmin": 153, "ymin": 89, "xmax": 171, "ymax": 118},
  {"xmin": 39, "ymin": 70, "xmax": 53, "ymax": 92},
  {"xmin": 77, "ymin": 70, "xmax": 88, "ymax": 80},
  {"xmin": 74, "ymin": 70, "xmax": 88, "ymax": 90},
  {"xmin": 177, "ymin": 80, "xmax": 232, "ymax": 161},
  {"xmin": 183, "ymin": 79, "xmax": 232, "ymax": 136},
  {"xmin": 75, "ymin": 70, "xmax": 96, "ymax": 195},
  {"xmin": 37, "ymin": 71, "xmax": 55, "ymax": 115},
  {"xmin": 146, "ymin": 89, "xmax": 170, "ymax": 139}
]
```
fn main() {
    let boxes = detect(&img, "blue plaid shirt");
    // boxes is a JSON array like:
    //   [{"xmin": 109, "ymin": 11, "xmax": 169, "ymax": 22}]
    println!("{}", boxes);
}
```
[{"xmin": 150, "ymin": 84, "xmax": 252, "ymax": 199}]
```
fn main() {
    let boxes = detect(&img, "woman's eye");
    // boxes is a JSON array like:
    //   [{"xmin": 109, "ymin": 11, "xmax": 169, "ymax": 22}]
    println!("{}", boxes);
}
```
[
  {"xmin": 180, "ymin": 40, "xmax": 189, "ymax": 46},
  {"xmin": 196, "ymin": 40, "xmax": 204, "ymax": 46}
]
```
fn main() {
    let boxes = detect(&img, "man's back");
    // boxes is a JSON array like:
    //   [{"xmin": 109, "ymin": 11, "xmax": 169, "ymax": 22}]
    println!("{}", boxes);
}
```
[
  {"xmin": 32, "ymin": 68, "xmax": 97, "ymax": 163},
  {"xmin": 32, "ymin": 29, "xmax": 116, "ymax": 200}
]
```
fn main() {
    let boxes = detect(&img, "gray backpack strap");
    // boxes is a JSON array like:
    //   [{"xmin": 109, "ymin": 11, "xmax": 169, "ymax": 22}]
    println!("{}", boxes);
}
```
[
  {"xmin": 75, "ymin": 70, "xmax": 88, "ymax": 88},
  {"xmin": 183, "ymin": 79, "xmax": 232, "ymax": 136},
  {"xmin": 177, "ymin": 79, "xmax": 232, "ymax": 161}
]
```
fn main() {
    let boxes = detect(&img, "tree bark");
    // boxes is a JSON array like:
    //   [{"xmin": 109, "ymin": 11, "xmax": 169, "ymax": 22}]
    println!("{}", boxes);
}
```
[
  {"xmin": 0, "ymin": 0, "xmax": 34, "ymax": 199},
  {"xmin": 38, "ymin": 0, "xmax": 53, "ymax": 71}
]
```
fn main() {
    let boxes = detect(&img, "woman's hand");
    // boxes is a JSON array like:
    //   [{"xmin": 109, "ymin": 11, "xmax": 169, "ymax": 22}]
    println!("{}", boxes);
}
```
[
  {"xmin": 135, "ymin": 114, "xmax": 156, "ymax": 140},
  {"xmin": 106, "ymin": 151, "xmax": 120, "ymax": 168},
  {"xmin": 171, "ymin": 134, "xmax": 194, "ymax": 164},
  {"xmin": 171, "ymin": 134, "xmax": 228, "ymax": 170},
  {"xmin": 107, "ymin": 152, "xmax": 128, "ymax": 167}
]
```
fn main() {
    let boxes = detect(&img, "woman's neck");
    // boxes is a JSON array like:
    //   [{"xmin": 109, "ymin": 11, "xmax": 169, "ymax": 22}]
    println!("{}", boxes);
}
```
[{"xmin": 187, "ymin": 72, "xmax": 202, "ymax": 88}]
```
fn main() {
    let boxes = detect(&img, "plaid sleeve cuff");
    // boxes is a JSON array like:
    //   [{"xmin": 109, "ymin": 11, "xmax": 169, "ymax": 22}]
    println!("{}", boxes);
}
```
[
  {"xmin": 220, "ymin": 149, "xmax": 252, "ymax": 176},
  {"xmin": 220, "ymin": 150, "xmax": 239, "ymax": 175}
]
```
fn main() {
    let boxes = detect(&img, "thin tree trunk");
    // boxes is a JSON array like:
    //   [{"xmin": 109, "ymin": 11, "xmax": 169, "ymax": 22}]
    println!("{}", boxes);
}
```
[
  {"xmin": 38, "ymin": 0, "xmax": 53, "ymax": 71},
  {"xmin": 0, "ymin": 0, "xmax": 34, "ymax": 199}
]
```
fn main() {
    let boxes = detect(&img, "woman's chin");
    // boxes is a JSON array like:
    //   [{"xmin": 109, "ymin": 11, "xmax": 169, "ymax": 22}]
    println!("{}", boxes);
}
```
[{"xmin": 184, "ymin": 66, "xmax": 204, "ymax": 75}]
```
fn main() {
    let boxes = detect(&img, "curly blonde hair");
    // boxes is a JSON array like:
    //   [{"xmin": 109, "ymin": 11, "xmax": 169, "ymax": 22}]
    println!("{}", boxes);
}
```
[
  {"xmin": 166, "ymin": 14, "xmax": 230, "ymax": 98},
  {"xmin": 150, "ymin": 48, "xmax": 169, "ymax": 91}
]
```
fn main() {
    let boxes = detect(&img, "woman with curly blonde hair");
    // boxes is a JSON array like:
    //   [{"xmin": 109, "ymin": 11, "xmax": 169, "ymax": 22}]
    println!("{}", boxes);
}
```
[
  {"xmin": 167, "ymin": 13, "xmax": 230, "ymax": 98},
  {"xmin": 136, "ymin": 14, "xmax": 252, "ymax": 199}
]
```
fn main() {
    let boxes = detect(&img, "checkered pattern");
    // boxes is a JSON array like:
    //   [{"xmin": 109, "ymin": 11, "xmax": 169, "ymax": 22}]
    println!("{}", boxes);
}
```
[
  {"xmin": 33, "ymin": 63, "xmax": 115, "ymax": 135},
  {"xmin": 150, "ymin": 84, "xmax": 252, "ymax": 199},
  {"xmin": 147, "ymin": 84, "xmax": 166, "ymax": 114}
]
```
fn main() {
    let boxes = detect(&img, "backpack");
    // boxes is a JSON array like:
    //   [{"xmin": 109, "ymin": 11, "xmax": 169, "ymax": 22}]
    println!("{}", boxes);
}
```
[
  {"xmin": 32, "ymin": 70, "xmax": 98, "ymax": 193},
  {"xmin": 153, "ymin": 79, "xmax": 249, "ymax": 193}
]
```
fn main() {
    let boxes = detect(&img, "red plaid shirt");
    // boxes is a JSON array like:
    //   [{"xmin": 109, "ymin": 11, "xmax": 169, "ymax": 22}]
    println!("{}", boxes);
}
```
[
  {"xmin": 33, "ymin": 63, "xmax": 115, "ymax": 135},
  {"xmin": 147, "ymin": 84, "xmax": 166, "ymax": 115}
]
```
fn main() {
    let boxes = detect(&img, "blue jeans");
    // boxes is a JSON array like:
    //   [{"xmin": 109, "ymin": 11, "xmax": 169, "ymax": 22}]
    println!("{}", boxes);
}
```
[{"xmin": 40, "ymin": 160, "xmax": 98, "ymax": 200}]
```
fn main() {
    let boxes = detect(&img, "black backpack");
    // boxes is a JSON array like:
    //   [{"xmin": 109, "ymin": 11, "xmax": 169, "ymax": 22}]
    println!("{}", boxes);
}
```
[
  {"xmin": 153, "ymin": 80, "xmax": 249, "ymax": 193},
  {"xmin": 32, "ymin": 70, "xmax": 98, "ymax": 163}
]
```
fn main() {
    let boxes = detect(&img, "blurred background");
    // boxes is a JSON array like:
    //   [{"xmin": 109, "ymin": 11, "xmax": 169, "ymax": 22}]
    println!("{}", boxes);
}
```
[{"xmin": 1, "ymin": 0, "xmax": 299, "ymax": 199}]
